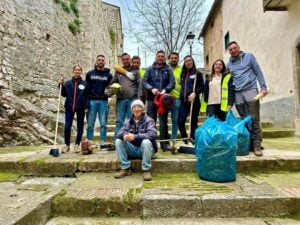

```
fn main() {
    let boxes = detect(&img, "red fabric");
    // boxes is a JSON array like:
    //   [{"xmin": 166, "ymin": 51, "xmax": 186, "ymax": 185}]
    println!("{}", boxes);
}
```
[{"xmin": 154, "ymin": 94, "xmax": 174, "ymax": 115}]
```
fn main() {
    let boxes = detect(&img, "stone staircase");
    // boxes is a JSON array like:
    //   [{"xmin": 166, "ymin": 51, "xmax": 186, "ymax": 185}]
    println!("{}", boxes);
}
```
[
  {"xmin": 0, "ymin": 97, "xmax": 299, "ymax": 225},
  {"xmin": 87, "ymin": 97, "xmax": 295, "ymax": 142}
]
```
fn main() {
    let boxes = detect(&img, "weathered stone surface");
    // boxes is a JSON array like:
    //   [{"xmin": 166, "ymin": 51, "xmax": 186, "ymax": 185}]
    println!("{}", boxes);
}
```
[
  {"xmin": 52, "ymin": 173, "xmax": 143, "ymax": 217},
  {"xmin": 141, "ymin": 172, "xmax": 300, "ymax": 218},
  {"xmin": 1, "ymin": 148, "xmax": 300, "ymax": 176},
  {"xmin": 46, "ymin": 217, "xmax": 300, "ymax": 225},
  {"xmin": 0, "ymin": 0, "xmax": 122, "ymax": 147},
  {"xmin": 0, "ymin": 177, "xmax": 75, "ymax": 225}
]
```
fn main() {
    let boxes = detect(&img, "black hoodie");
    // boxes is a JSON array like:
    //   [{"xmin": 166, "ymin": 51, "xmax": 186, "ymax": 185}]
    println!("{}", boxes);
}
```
[{"xmin": 86, "ymin": 67, "xmax": 112, "ymax": 100}]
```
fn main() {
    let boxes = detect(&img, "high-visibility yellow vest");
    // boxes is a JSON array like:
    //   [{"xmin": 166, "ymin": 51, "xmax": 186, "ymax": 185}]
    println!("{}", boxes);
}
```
[
  {"xmin": 170, "ymin": 66, "xmax": 182, "ymax": 99},
  {"xmin": 139, "ymin": 68, "xmax": 145, "ymax": 78},
  {"xmin": 200, "ymin": 73, "xmax": 231, "ymax": 113}
]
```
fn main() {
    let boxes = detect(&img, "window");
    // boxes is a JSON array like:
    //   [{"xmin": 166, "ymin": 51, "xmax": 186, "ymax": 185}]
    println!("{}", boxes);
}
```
[
  {"xmin": 205, "ymin": 54, "xmax": 209, "ymax": 67},
  {"xmin": 224, "ymin": 31, "xmax": 230, "ymax": 50}
]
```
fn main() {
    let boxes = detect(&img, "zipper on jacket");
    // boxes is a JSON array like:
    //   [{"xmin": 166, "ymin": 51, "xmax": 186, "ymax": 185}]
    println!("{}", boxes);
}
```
[{"xmin": 72, "ymin": 80, "xmax": 78, "ymax": 112}]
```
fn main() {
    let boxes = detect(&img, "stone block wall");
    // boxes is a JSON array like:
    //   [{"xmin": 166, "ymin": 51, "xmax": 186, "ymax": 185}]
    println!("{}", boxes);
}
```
[{"xmin": 0, "ymin": 0, "xmax": 122, "ymax": 146}]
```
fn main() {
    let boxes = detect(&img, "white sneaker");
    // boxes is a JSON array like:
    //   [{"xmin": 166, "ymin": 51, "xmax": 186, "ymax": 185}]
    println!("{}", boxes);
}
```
[
  {"xmin": 73, "ymin": 144, "xmax": 81, "ymax": 153},
  {"xmin": 61, "ymin": 146, "xmax": 70, "ymax": 154}
]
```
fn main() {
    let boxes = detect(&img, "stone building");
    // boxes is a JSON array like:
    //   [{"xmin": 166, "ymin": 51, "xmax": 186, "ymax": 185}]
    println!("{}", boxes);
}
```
[
  {"xmin": 200, "ymin": 0, "xmax": 300, "ymax": 135},
  {"xmin": 0, "ymin": 0, "xmax": 123, "ymax": 146}
]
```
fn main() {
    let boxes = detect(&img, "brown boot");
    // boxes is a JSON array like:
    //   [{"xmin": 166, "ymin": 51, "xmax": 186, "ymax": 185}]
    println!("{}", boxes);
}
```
[
  {"xmin": 143, "ymin": 171, "xmax": 153, "ymax": 181},
  {"xmin": 114, "ymin": 168, "xmax": 131, "ymax": 179},
  {"xmin": 253, "ymin": 140, "xmax": 263, "ymax": 157}
]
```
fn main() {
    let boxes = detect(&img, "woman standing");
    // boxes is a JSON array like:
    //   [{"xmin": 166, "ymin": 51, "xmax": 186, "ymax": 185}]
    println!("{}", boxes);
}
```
[
  {"xmin": 59, "ymin": 64, "xmax": 89, "ymax": 153},
  {"xmin": 201, "ymin": 59, "xmax": 234, "ymax": 121},
  {"xmin": 177, "ymin": 55, "xmax": 204, "ymax": 141}
]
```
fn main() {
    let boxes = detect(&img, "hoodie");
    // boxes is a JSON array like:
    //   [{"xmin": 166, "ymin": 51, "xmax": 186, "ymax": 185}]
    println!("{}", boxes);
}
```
[
  {"xmin": 227, "ymin": 51, "xmax": 267, "ymax": 92},
  {"xmin": 86, "ymin": 67, "xmax": 112, "ymax": 100}
]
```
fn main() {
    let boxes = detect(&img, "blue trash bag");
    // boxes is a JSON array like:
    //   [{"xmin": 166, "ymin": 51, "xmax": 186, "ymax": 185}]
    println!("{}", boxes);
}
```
[
  {"xmin": 234, "ymin": 116, "xmax": 252, "ymax": 156},
  {"xmin": 195, "ymin": 117, "xmax": 237, "ymax": 182},
  {"xmin": 225, "ymin": 110, "xmax": 252, "ymax": 156},
  {"xmin": 225, "ymin": 110, "xmax": 240, "ymax": 127}
]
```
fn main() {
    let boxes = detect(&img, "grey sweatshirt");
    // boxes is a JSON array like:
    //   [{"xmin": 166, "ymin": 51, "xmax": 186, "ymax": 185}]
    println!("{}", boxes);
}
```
[{"xmin": 227, "ymin": 51, "xmax": 267, "ymax": 91}]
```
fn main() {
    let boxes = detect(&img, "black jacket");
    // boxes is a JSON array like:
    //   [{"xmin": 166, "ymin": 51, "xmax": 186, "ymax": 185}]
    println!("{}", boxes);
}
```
[
  {"xmin": 61, "ymin": 77, "xmax": 89, "ymax": 111},
  {"xmin": 180, "ymin": 70, "xmax": 204, "ymax": 102}
]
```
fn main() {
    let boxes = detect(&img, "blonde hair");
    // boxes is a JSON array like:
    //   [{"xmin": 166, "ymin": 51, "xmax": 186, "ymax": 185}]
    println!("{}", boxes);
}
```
[{"xmin": 72, "ymin": 64, "xmax": 83, "ymax": 71}]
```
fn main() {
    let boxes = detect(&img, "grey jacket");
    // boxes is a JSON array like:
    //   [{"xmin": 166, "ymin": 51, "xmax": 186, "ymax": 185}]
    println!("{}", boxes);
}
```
[{"xmin": 110, "ymin": 67, "xmax": 142, "ymax": 100}]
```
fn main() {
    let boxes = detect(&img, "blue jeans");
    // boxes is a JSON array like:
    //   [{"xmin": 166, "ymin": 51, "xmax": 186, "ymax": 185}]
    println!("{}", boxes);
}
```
[
  {"xmin": 64, "ymin": 109, "xmax": 85, "ymax": 146},
  {"xmin": 115, "ymin": 99, "xmax": 135, "ymax": 136},
  {"xmin": 170, "ymin": 99, "xmax": 181, "ymax": 139},
  {"xmin": 115, "ymin": 139, "xmax": 154, "ymax": 171},
  {"xmin": 86, "ymin": 100, "xmax": 109, "ymax": 141}
]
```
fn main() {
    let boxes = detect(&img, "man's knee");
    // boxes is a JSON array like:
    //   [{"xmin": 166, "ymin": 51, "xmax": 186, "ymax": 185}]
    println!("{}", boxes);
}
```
[
  {"xmin": 141, "ymin": 139, "xmax": 153, "ymax": 148},
  {"xmin": 115, "ymin": 138, "xmax": 123, "ymax": 147}
]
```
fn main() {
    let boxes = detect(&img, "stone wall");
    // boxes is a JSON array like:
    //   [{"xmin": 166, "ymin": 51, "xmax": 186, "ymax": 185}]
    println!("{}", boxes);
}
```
[{"xmin": 0, "ymin": 0, "xmax": 122, "ymax": 146}]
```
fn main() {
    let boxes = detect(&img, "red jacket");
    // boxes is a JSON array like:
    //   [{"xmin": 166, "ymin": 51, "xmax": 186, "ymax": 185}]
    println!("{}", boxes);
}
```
[{"xmin": 154, "ymin": 93, "xmax": 174, "ymax": 115}]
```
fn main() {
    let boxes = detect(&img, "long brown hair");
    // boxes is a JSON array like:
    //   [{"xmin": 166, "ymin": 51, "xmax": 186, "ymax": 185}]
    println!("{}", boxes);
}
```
[{"xmin": 208, "ymin": 59, "xmax": 226, "ymax": 81}]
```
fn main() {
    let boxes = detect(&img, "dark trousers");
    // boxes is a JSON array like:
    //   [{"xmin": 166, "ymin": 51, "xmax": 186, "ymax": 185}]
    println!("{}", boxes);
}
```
[
  {"xmin": 177, "ymin": 99, "xmax": 200, "ymax": 140},
  {"xmin": 147, "ymin": 101, "xmax": 170, "ymax": 148},
  {"xmin": 64, "ymin": 109, "xmax": 85, "ymax": 146},
  {"xmin": 207, "ymin": 104, "xmax": 226, "ymax": 121},
  {"xmin": 235, "ymin": 100, "xmax": 262, "ymax": 142}
]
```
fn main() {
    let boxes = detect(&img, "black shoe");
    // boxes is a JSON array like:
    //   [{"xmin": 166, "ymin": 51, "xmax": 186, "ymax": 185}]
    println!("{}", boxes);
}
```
[{"xmin": 162, "ymin": 144, "xmax": 171, "ymax": 151}]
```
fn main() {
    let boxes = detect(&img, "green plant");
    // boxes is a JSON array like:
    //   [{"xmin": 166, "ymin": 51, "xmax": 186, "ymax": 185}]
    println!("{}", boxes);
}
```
[
  {"xmin": 109, "ymin": 28, "xmax": 116, "ymax": 46},
  {"xmin": 60, "ymin": 0, "xmax": 71, "ymax": 13},
  {"xmin": 68, "ymin": 20, "xmax": 81, "ymax": 35},
  {"xmin": 53, "ymin": 0, "xmax": 81, "ymax": 35},
  {"xmin": 70, "ymin": 0, "xmax": 79, "ymax": 17}
]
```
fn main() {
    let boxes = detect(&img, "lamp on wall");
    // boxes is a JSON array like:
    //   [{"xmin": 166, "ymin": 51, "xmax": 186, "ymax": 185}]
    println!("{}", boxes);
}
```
[{"xmin": 186, "ymin": 31, "xmax": 195, "ymax": 56}]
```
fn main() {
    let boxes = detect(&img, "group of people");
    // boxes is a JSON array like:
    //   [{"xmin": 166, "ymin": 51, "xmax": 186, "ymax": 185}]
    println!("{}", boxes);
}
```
[{"xmin": 59, "ymin": 41, "xmax": 268, "ymax": 181}]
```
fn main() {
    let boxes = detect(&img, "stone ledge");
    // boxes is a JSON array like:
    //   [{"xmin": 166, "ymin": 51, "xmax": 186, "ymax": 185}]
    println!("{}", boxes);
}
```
[{"xmin": 0, "ymin": 149, "xmax": 300, "ymax": 176}]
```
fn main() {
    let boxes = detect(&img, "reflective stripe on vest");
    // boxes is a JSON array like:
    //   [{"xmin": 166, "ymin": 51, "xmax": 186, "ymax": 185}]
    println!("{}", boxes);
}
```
[
  {"xmin": 170, "ymin": 66, "xmax": 182, "ymax": 99},
  {"xmin": 220, "ymin": 74, "xmax": 231, "ymax": 112}
]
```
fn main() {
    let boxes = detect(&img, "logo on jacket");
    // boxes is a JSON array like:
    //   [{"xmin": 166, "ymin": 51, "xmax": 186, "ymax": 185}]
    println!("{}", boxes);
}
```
[{"xmin": 78, "ymin": 84, "xmax": 85, "ymax": 90}]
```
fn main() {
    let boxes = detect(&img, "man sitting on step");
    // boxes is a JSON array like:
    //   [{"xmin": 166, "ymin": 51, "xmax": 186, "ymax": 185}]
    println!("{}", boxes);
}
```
[{"xmin": 114, "ymin": 99, "xmax": 158, "ymax": 181}]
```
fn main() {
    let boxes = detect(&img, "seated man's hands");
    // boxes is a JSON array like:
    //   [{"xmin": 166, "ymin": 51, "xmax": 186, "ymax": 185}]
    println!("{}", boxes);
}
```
[{"xmin": 123, "ymin": 133, "xmax": 135, "ymax": 142}]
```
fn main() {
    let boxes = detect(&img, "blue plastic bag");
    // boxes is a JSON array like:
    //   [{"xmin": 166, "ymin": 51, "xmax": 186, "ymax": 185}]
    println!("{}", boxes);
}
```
[
  {"xmin": 195, "ymin": 117, "xmax": 237, "ymax": 182},
  {"xmin": 225, "ymin": 110, "xmax": 252, "ymax": 156}
]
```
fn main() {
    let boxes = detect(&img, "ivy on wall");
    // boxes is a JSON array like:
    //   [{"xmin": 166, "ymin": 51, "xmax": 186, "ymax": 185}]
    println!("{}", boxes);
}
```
[
  {"xmin": 54, "ymin": 0, "xmax": 81, "ymax": 35},
  {"xmin": 109, "ymin": 27, "xmax": 116, "ymax": 46}
]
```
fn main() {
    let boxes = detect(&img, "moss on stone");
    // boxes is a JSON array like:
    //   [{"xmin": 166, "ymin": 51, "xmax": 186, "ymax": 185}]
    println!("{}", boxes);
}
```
[
  {"xmin": 143, "ymin": 173, "xmax": 231, "ymax": 194},
  {"xmin": 52, "ymin": 189, "xmax": 67, "ymax": 205},
  {"xmin": 34, "ymin": 158, "xmax": 48, "ymax": 166},
  {"xmin": 0, "ymin": 172, "xmax": 20, "ymax": 182}
]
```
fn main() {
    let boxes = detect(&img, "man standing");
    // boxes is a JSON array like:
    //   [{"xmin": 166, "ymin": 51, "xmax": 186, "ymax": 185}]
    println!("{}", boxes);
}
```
[
  {"xmin": 131, "ymin": 55, "xmax": 146, "ymax": 103},
  {"xmin": 110, "ymin": 53, "xmax": 142, "ymax": 137},
  {"xmin": 143, "ymin": 50, "xmax": 175, "ymax": 151},
  {"xmin": 227, "ymin": 41, "xmax": 268, "ymax": 156},
  {"xmin": 86, "ymin": 55, "xmax": 112, "ymax": 149},
  {"xmin": 114, "ymin": 99, "xmax": 157, "ymax": 181},
  {"xmin": 168, "ymin": 52, "xmax": 182, "ymax": 140}
]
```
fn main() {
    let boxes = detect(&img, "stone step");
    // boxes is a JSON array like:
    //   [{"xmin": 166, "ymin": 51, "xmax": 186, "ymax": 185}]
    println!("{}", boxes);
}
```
[
  {"xmin": 97, "ymin": 122, "xmax": 276, "ymax": 133},
  {"xmin": 45, "ymin": 217, "xmax": 300, "ymax": 225},
  {"xmin": 86, "ymin": 127, "xmax": 295, "ymax": 142},
  {"xmin": 50, "ymin": 172, "xmax": 300, "ymax": 218},
  {"xmin": 0, "ymin": 176, "xmax": 75, "ymax": 225},
  {"xmin": 0, "ymin": 148, "xmax": 299, "ymax": 177}
]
